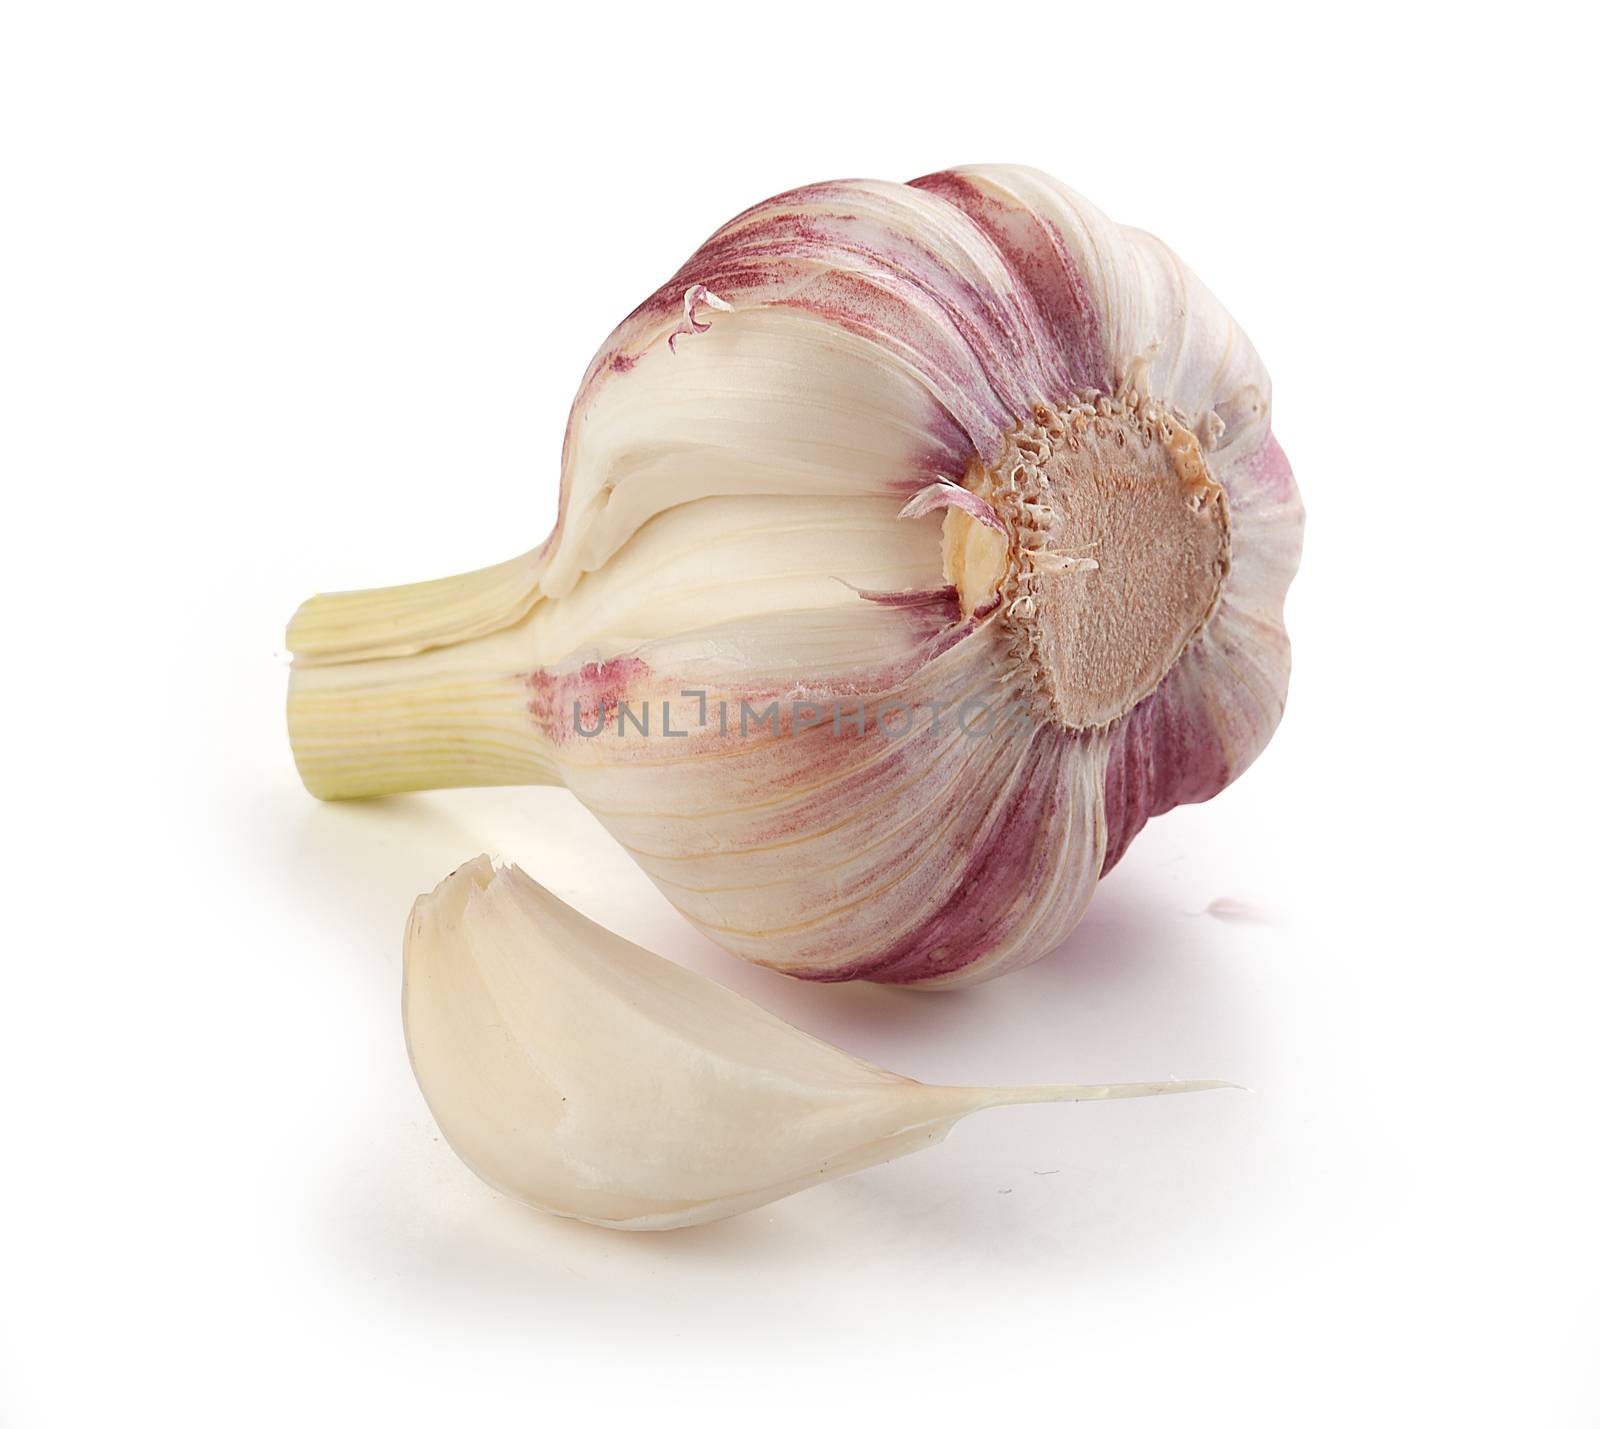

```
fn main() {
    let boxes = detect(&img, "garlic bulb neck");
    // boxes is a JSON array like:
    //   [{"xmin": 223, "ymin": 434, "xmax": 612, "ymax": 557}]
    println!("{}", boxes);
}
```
[
  {"xmin": 286, "ymin": 558, "xmax": 558, "ymax": 799},
  {"xmin": 940, "ymin": 394, "xmax": 1232, "ymax": 730}
]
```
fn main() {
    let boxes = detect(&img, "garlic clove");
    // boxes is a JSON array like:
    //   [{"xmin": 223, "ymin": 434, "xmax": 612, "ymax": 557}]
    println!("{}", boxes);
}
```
[{"xmin": 403, "ymin": 856, "xmax": 1233, "ymax": 1231}]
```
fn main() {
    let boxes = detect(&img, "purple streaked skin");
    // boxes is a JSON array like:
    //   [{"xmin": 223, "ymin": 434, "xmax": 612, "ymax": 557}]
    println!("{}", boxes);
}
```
[
  {"xmin": 907, "ymin": 170, "xmax": 1109, "ymax": 399},
  {"xmin": 520, "ymin": 599, "xmax": 1097, "ymax": 984},
  {"xmin": 897, "ymin": 480, "xmax": 1005, "ymax": 532},
  {"xmin": 666, "ymin": 283, "xmax": 732, "ymax": 354},
  {"xmin": 524, "ymin": 656, "xmax": 650, "ymax": 746}
]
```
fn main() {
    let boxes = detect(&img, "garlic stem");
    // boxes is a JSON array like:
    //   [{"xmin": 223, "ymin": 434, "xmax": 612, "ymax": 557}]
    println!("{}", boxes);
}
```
[
  {"xmin": 289, "ymin": 549, "xmax": 543, "ymax": 665},
  {"xmin": 288, "ymin": 561, "xmax": 558, "ymax": 799}
]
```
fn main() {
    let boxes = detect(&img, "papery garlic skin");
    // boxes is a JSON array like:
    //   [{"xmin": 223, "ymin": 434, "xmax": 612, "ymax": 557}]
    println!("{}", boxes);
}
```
[
  {"xmin": 290, "ymin": 166, "xmax": 1303, "ymax": 987},
  {"xmin": 404, "ymin": 857, "xmax": 1231, "ymax": 1231}
]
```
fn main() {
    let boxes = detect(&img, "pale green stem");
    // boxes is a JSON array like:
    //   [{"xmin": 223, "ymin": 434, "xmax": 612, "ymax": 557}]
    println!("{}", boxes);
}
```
[{"xmin": 287, "ymin": 553, "xmax": 560, "ymax": 800}]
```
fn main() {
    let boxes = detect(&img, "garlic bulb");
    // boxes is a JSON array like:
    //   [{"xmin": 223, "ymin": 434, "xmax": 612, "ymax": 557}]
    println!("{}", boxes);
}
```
[
  {"xmin": 405, "ymin": 856, "xmax": 1230, "ymax": 1230},
  {"xmin": 290, "ymin": 165, "xmax": 1303, "ymax": 987}
]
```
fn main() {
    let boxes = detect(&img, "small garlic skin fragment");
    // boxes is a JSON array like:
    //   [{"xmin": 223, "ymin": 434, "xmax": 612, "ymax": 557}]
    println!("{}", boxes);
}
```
[
  {"xmin": 291, "ymin": 165, "xmax": 1303, "ymax": 987},
  {"xmin": 403, "ymin": 857, "xmax": 1232, "ymax": 1231}
]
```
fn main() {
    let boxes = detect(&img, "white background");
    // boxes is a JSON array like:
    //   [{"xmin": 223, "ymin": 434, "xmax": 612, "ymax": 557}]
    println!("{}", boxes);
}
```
[{"xmin": 3, "ymin": 2, "xmax": 1595, "ymax": 1423}]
